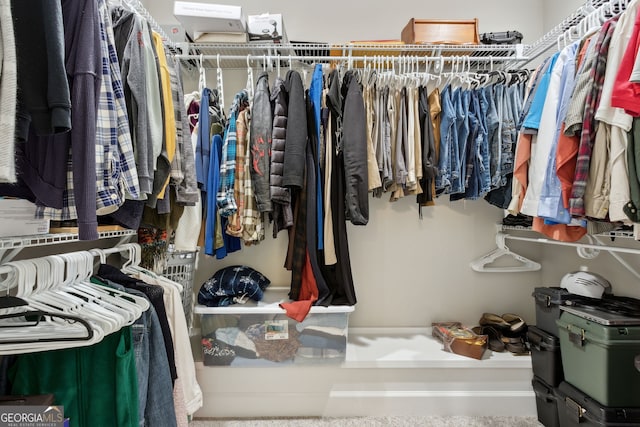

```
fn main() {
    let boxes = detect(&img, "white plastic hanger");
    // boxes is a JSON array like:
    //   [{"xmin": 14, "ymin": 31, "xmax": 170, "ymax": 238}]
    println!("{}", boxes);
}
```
[
  {"xmin": 216, "ymin": 54, "xmax": 225, "ymax": 111},
  {"xmin": 198, "ymin": 53, "xmax": 206, "ymax": 93},
  {"xmin": 469, "ymin": 232, "xmax": 541, "ymax": 273},
  {"xmin": 0, "ymin": 259, "xmax": 102, "ymax": 353}
]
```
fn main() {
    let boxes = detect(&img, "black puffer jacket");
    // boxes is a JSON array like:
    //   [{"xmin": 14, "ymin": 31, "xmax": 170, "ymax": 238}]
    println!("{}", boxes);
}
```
[{"xmin": 270, "ymin": 77, "xmax": 293, "ymax": 236}]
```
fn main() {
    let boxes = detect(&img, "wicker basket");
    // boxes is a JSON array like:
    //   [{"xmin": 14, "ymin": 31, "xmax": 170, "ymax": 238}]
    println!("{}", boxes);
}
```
[{"xmin": 162, "ymin": 248, "xmax": 198, "ymax": 330}]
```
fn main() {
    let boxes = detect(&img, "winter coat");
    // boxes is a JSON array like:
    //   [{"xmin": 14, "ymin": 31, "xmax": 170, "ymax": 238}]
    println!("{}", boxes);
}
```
[{"xmin": 282, "ymin": 70, "xmax": 307, "ymax": 189}]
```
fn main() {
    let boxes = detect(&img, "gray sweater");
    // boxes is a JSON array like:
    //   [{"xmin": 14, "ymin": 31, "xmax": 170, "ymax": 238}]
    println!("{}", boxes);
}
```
[{"xmin": 111, "ymin": 6, "xmax": 155, "ymax": 195}]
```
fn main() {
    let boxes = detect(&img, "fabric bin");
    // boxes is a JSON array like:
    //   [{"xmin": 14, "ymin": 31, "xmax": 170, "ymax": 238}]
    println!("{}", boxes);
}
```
[
  {"xmin": 195, "ymin": 292, "xmax": 354, "ymax": 367},
  {"xmin": 556, "ymin": 309, "xmax": 640, "ymax": 407},
  {"xmin": 555, "ymin": 381, "xmax": 640, "ymax": 426},
  {"xmin": 528, "ymin": 325, "xmax": 564, "ymax": 387},
  {"xmin": 532, "ymin": 376, "xmax": 560, "ymax": 427}
]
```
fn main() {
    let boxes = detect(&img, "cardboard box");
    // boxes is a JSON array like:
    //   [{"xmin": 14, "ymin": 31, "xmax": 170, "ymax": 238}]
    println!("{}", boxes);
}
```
[
  {"xmin": 247, "ymin": 13, "xmax": 287, "ymax": 43},
  {"xmin": 173, "ymin": 1, "xmax": 246, "ymax": 39},
  {"xmin": 193, "ymin": 31, "xmax": 248, "ymax": 43},
  {"xmin": 401, "ymin": 18, "xmax": 479, "ymax": 45},
  {"xmin": 0, "ymin": 199, "xmax": 49, "ymax": 238}
]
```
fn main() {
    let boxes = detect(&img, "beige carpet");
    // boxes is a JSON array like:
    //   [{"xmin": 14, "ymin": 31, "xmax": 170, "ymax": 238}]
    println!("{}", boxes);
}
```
[{"xmin": 191, "ymin": 417, "xmax": 542, "ymax": 426}]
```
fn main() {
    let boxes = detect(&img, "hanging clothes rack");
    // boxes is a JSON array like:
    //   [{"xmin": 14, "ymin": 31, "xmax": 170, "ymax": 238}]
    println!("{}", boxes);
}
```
[
  {"xmin": 122, "ymin": 0, "xmax": 180, "ymax": 54},
  {"xmin": 505, "ymin": 0, "xmax": 629, "ymax": 68},
  {"xmin": 175, "ymin": 42, "xmax": 526, "ymax": 70}
]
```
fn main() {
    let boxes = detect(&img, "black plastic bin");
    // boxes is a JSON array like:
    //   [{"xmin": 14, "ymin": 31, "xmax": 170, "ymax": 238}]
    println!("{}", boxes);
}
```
[
  {"xmin": 555, "ymin": 381, "xmax": 640, "ymax": 426},
  {"xmin": 532, "ymin": 287, "xmax": 584, "ymax": 337},
  {"xmin": 528, "ymin": 325, "xmax": 563, "ymax": 387},
  {"xmin": 532, "ymin": 376, "xmax": 560, "ymax": 427}
]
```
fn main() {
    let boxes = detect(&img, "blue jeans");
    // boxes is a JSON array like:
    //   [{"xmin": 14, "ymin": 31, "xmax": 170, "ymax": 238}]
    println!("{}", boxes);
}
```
[
  {"xmin": 102, "ymin": 281, "xmax": 176, "ymax": 427},
  {"xmin": 463, "ymin": 91, "xmax": 482, "ymax": 200},
  {"xmin": 490, "ymin": 84, "xmax": 505, "ymax": 189},
  {"xmin": 479, "ymin": 88, "xmax": 492, "ymax": 195},
  {"xmin": 436, "ymin": 86, "xmax": 455, "ymax": 193},
  {"xmin": 452, "ymin": 89, "xmax": 470, "ymax": 195}
]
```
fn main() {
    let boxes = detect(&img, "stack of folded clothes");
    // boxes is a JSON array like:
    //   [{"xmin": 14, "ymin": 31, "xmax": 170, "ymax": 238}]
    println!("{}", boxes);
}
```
[{"xmin": 502, "ymin": 214, "xmax": 533, "ymax": 227}]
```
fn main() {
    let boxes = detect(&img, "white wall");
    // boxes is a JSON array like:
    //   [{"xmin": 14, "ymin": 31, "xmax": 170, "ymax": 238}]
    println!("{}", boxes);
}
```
[
  {"xmin": 143, "ymin": 0, "xmax": 640, "ymax": 329},
  {"xmin": 147, "ymin": 0, "xmax": 545, "ymax": 44},
  {"xmin": 543, "ymin": 0, "xmax": 586, "ymax": 32}
]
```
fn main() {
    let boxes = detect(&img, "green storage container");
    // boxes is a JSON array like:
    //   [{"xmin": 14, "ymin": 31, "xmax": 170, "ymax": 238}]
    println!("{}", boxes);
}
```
[{"xmin": 556, "ymin": 308, "xmax": 640, "ymax": 407}]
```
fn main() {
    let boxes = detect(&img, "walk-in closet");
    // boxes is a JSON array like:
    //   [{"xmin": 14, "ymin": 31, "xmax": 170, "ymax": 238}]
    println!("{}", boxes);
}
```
[{"xmin": 0, "ymin": 0, "xmax": 639, "ymax": 425}]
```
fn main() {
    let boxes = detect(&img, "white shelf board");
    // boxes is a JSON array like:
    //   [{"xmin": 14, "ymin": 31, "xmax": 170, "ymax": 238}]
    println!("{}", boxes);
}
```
[{"xmin": 345, "ymin": 327, "xmax": 531, "ymax": 369}]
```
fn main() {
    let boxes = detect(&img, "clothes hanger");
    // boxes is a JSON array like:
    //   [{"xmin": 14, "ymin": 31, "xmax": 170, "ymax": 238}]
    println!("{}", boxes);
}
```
[
  {"xmin": 469, "ymin": 232, "xmax": 541, "ymax": 273},
  {"xmin": 66, "ymin": 251, "xmax": 143, "ymax": 326},
  {"xmin": 246, "ymin": 55, "xmax": 255, "ymax": 102},
  {"xmin": 0, "ymin": 259, "xmax": 101, "ymax": 353},
  {"xmin": 198, "ymin": 53, "xmax": 206, "ymax": 94},
  {"xmin": 216, "ymin": 54, "xmax": 225, "ymax": 112}
]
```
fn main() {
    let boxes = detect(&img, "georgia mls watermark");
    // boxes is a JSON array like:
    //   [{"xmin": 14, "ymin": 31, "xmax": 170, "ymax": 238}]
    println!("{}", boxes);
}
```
[{"xmin": 0, "ymin": 406, "xmax": 65, "ymax": 427}]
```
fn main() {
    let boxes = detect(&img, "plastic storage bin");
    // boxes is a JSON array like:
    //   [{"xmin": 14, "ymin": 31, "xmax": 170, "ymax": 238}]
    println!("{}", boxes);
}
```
[
  {"xmin": 556, "ymin": 306, "xmax": 640, "ymax": 407},
  {"xmin": 555, "ymin": 381, "xmax": 640, "ymax": 426},
  {"xmin": 162, "ymin": 249, "xmax": 198, "ymax": 330},
  {"xmin": 532, "ymin": 376, "xmax": 560, "ymax": 427},
  {"xmin": 195, "ymin": 291, "xmax": 354, "ymax": 366},
  {"xmin": 528, "ymin": 325, "xmax": 564, "ymax": 387},
  {"xmin": 532, "ymin": 287, "xmax": 584, "ymax": 337}
]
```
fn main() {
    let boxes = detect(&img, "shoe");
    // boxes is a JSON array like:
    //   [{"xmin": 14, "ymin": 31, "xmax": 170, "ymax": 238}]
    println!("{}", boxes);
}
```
[
  {"xmin": 472, "ymin": 325, "xmax": 505, "ymax": 352},
  {"xmin": 501, "ymin": 313, "xmax": 527, "ymax": 334},
  {"xmin": 478, "ymin": 313, "xmax": 510, "ymax": 329},
  {"xmin": 501, "ymin": 333, "xmax": 529, "ymax": 355}
]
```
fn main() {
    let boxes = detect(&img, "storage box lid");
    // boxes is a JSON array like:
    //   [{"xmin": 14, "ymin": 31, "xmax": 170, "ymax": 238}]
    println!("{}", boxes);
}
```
[
  {"xmin": 173, "ymin": 1, "xmax": 246, "ymax": 37},
  {"xmin": 527, "ymin": 325, "xmax": 560, "ymax": 350},
  {"xmin": 556, "ymin": 310, "xmax": 640, "ymax": 345},
  {"xmin": 555, "ymin": 381, "xmax": 640, "ymax": 424},
  {"xmin": 532, "ymin": 287, "xmax": 575, "ymax": 306},
  {"xmin": 560, "ymin": 305, "xmax": 640, "ymax": 326},
  {"xmin": 194, "ymin": 303, "xmax": 354, "ymax": 315}
]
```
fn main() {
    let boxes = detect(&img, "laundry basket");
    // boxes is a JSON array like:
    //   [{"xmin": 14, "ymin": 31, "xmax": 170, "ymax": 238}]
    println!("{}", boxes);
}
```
[{"xmin": 162, "ymin": 247, "xmax": 198, "ymax": 330}]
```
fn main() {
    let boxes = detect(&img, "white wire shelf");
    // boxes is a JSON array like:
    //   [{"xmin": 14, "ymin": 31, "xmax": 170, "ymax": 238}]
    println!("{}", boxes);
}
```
[
  {"xmin": 0, "ymin": 229, "xmax": 136, "ymax": 251},
  {"xmin": 504, "ymin": 0, "xmax": 626, "ymax": 68},
  {"xmin": 500, "ymin": 224, "xmax": 636, "ymax": 239},
  {"xmin": 176, "ymin": 42, "xmax": 527, "ymax": 69}
]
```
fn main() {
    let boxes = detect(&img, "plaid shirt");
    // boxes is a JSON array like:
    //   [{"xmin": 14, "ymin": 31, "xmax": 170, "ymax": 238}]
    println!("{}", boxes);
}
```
[
  {"xmin": 240, "ymin": 107, "xmax": 264, "ymax": 244},
  {"xmin": 216, "ymin": 112, "xmax": 238, "ymax": 216},
  {"xmin": 227, "ymin": 109, "xmax": 247, "ymax": 237},
  {"xmin": 217, "ymin": 92, "xmax": 248, "ymax": 217},
  {"xmin": 40, "ymin": 0, "xmax": 141, "ymax": 220},
  {"xmin": 569, "ymin": 17, "xmax": 618, "ymax": 217}
]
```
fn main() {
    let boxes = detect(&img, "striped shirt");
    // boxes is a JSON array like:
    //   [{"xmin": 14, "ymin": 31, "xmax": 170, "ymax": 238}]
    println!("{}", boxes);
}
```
[{"xmin": 569, "ymin": 17, "xmax": 619, "ymax": 217}]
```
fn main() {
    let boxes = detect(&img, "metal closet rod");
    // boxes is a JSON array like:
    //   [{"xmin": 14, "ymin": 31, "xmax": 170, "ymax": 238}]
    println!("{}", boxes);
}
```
[{"xmin": 501, "ymin": 232, "xmax": 640, "ymax": 256}]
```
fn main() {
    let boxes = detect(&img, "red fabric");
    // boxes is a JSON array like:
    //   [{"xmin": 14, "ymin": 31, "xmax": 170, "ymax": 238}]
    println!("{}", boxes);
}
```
[
  {"xmin": 279, "ymin": 250, "xmax": 318, "ymax": 322},
  {"xmin": 611, "ymin": 7, "xmax": 640, "ymax": 116},
  {"xmin": 513, "ymin": 133, "xmax": 532, "ymax": 212},
  {"xmin": 556, "ymin": 40, "xmax": 591, "ymax": 210}
]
